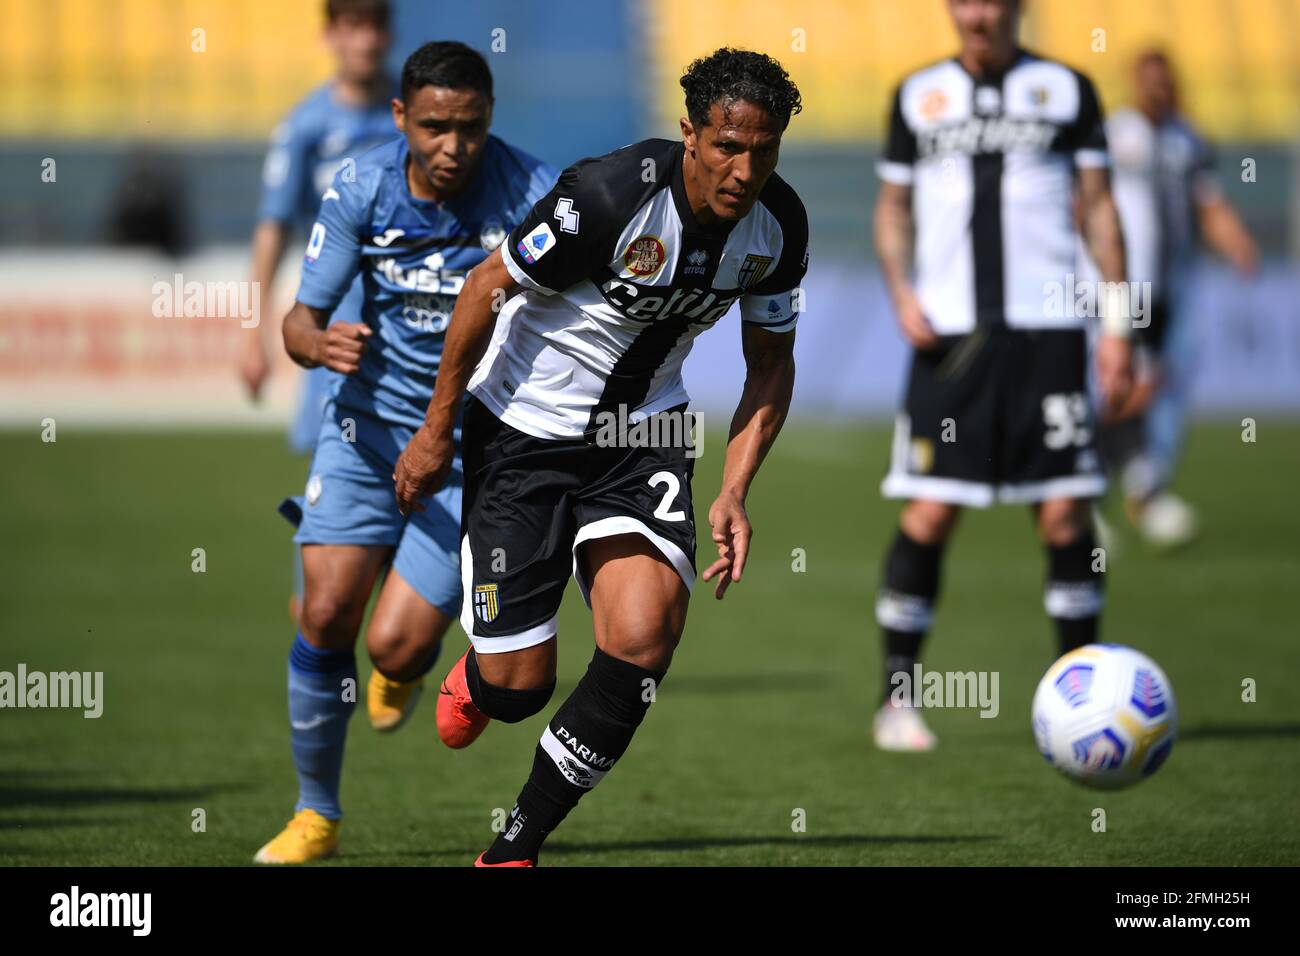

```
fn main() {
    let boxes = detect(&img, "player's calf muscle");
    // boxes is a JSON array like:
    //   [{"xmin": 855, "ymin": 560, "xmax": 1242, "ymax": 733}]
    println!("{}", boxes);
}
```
[{"xmin": 364, "ymin": 574, "xmax": 452, "ymax": 678}]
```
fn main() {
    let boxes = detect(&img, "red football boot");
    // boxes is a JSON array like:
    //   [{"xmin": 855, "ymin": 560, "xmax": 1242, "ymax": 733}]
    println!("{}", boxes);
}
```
[
  {"xmin": 437, "ymin": 651, "xmax": 491, "ymax": 749},
  {"xmin": 475, "ymin": 852, "xmax": 535, "ymax": 867}
]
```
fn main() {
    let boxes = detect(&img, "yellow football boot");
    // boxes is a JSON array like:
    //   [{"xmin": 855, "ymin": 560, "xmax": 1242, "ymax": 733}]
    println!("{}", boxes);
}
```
[
  {"xmin": 253, "ymin": 808, "xmax": 340, "ymax": 864},
  {"xmin": 367, "ymin": 669, "xmax": 423, "ymax": 732}
]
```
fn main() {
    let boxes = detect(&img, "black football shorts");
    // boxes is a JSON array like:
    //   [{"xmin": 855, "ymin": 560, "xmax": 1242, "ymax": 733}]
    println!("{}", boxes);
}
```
[
  {"xmin": 882, "ymin": 326, "xmax": 1106, "ymax": 506},
  {"xmin": 458, "ymin": 396, "xmax": 697, "ymax": 652}
]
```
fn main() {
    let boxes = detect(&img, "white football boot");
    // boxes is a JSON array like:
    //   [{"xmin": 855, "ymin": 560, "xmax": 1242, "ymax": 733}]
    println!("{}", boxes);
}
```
[{"xmin": 872, "ymin": 701, "xmax": 938, "ymax": 752}]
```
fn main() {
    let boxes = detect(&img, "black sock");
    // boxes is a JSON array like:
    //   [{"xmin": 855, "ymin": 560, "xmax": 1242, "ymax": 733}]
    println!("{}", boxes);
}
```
[
  {"xmin": 464, "ymin": 649, "xmax": 555, "ymax": 723},
  {"xmin": 876, "ymin": 529, "xmax": 944, "ymax": 704},
  {"xmin": 482, "ymin": 648, "xmax": 663, "ymax": 864},
  {"xmin": 1045, "ymin": 531, "xmax": 1104, "ymax": 656}
]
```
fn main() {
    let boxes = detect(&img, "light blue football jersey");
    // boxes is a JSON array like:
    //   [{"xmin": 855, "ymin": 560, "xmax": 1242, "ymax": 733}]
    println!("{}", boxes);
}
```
[
  {"xmin": 295, "ymin": 135, "xmax": 556, "ymax": 429},
  {"xmin": 259, "ymin": 81, "xmax": 399, "ymax": 229}
]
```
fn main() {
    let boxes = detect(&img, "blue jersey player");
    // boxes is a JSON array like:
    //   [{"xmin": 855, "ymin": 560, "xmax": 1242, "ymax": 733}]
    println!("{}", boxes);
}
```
[
  {"xmin": 254, "ymin": 41, "xmax": 556, "ymax": 864},
  {"xmin": 238, "ymin": 0, "xmax": 398, "ymax": 625}
]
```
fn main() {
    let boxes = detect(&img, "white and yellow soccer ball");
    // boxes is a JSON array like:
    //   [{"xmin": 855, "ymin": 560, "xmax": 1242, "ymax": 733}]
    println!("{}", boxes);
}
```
[{"xmin": 1031, "ymin": 644, "xmax": 1177, "ymax": 789}]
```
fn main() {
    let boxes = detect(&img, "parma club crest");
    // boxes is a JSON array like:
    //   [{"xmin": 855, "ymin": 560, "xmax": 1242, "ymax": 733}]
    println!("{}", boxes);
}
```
[
  {"xmin": 473, "ymin": 584, "xmax": 500, "ymax": 623},
  {"xmin": 737, "ymin": 254, "xmax": 774, "ymax": 290}
]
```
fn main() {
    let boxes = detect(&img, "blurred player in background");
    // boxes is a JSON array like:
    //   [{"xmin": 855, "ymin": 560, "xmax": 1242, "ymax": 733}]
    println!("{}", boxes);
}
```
[
  {"xmin": 237, "ymin": 0, "xmax": 397, "ymax": 623},
  {"xmin": 871, "ymin": 0, "xmax": 1133, "ymax": 751},
  {"xmin": 254, "ymin": 41, "xmax": 556, "ymax": 863},
  {"xmin": 394, "ymin": 48, "xmax": 807, "ymax": 866},
  {"xmin": 1092, "ymin": 50, "xmax": 1258, "ymax": 547}
]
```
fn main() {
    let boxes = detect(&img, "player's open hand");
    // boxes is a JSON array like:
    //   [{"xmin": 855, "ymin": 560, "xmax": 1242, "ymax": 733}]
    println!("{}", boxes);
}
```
[
  {"xmin": 315, "ymin": 321, "xmax": 372, "ymax": 375},
  {"xmin": 893, "ymin": 287, "xmax": 939, "ymax": 350},
  {"xmin": 393, "ymin": 424, "xmax": 454, "ymax": 515},
  {"xmin": 1095, "ymin": 334, "xmax": 1135, "ymax": 417},
  {"xmin": 702, "ymin": 491, "xmax": 751, "ymax": 600},
  {"xmin": 238, "ymin": 335, "xmax": 270, "ymax": 402}
]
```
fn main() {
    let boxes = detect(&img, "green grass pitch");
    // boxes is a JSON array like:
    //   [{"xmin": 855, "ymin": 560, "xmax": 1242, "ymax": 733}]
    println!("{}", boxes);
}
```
[{"xmin": 1, "ymin": 421, "xmax": 1297, "ymax": 866}]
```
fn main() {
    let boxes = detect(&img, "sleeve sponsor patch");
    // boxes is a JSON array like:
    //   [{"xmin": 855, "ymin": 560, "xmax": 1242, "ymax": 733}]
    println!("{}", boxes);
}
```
[{"xmin": 516, "ymin": 222, "xmax": 557, "ymax": 264}]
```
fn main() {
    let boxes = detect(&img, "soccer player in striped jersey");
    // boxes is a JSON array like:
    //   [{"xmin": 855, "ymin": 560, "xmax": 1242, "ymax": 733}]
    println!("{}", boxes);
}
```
[
  {"xmin": 871, "ymin": 0, "xmax": 1134, "ymax": 751},
  {"xmin": 394, "ymin": 48, "xmax": 808, "ymax": 865},
  {"xmin": 1087, "ymin": 50, "xmax": 1258, "ymax": 547}
]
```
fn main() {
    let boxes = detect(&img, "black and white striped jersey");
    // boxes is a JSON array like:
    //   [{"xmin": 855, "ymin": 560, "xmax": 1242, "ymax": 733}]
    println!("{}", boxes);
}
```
[
  {"xmin": 1093, "ymin": 107, "xmax": 1220, "ymax": 298},
  {"xmin": 470, "ymin": 138, "xmax": 809, "ymax": 440},
  {"xmin": 879, "ymin": 50, "xmax": 1109, "ymax": 333}
]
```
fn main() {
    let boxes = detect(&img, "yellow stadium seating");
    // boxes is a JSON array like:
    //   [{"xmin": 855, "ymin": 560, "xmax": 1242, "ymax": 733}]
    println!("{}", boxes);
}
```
[
  {"xmin": 650, "ymin": 0, "xmax": 1300, "ymax": 141},
  {"xmin": 1, "ymin": 0, "xmax": 1296, "ymax": 140},
  {"xmin": 0, "ymin": 0, "xmax": 332, "ymax": 139}
]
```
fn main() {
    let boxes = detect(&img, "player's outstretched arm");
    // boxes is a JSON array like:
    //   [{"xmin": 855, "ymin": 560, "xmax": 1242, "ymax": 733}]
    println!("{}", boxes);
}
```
[
  {"xmin": 1077, "ymin": 166, "xmax": 1135, "ymax": 415},
  {"xmin": 393, "ymin": 247, "xmax": 520, "ymax": 515},
  {"xmin": 703, "ymin": 324, "xmax": 796, "ymax": 600}
]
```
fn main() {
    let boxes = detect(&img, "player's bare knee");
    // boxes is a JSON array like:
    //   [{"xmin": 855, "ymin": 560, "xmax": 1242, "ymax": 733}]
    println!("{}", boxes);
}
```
[
  {"xmin": 901, "ymin": 499, "xmax": 961, "ymax": 545},
  {"xmin": 608, "ymin": 638, "xmax": 678, "ymax": 675},
  {"xmin": 366, "ymin": 625, "xmax": 431, "ymax": 679},
  {"xmin": 299, "ymin": 589, "xmax": 364, "ymax": 648},
  {"xmin": 1036, "ymin": 500, "xmax": 1090, "ymax": 548},
  {"xmin": 467, "ymin": 647, "xmax": 556, "ymax": 723},
  {"xmin": 598, "ymin": 603, "xmax": 684, "ymax": 673},
  {"xmin": 596, "ymin": 595, "xmax": 686, "ymax": 671}
]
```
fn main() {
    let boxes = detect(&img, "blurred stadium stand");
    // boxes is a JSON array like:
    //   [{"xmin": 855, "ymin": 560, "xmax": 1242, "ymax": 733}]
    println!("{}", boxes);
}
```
[
  {"xmin": 0, "ymin": 0, "xmax": 644, "ymax": 246},
  {"xmin": 0, "ymin": 0, "xmax": 1296, "ymax": 424}
]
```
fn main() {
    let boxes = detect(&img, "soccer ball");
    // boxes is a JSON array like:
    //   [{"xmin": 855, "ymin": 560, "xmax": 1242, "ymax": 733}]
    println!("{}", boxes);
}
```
[{"xmin": 1031, "ymin": 644, "xmax": 1177, "ymax": 789}]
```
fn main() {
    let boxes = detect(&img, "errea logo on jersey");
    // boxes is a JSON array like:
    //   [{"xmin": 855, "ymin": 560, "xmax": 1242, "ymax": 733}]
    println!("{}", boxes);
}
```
[{"xmin": 517, "ymin": 223, "xmax": 556, "ymax": 264}]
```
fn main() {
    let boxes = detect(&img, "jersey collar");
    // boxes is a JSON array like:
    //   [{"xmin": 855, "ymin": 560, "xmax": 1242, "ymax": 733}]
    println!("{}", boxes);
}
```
[{"xmin": 952, "ymin": 46, "xmax": 1031, "ymax": 86}]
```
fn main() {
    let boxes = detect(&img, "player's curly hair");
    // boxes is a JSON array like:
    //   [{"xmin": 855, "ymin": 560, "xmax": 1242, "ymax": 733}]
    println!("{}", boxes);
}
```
[{"xmin": 680, "ymin": 48, "xmax": 803, "ymax": 131}]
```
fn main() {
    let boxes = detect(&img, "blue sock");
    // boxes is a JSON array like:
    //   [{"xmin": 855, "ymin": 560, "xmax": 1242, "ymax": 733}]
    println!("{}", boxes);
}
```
[{"xmin": 287, "ymin": 633, "xmax": 356, "ymax": 820}]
